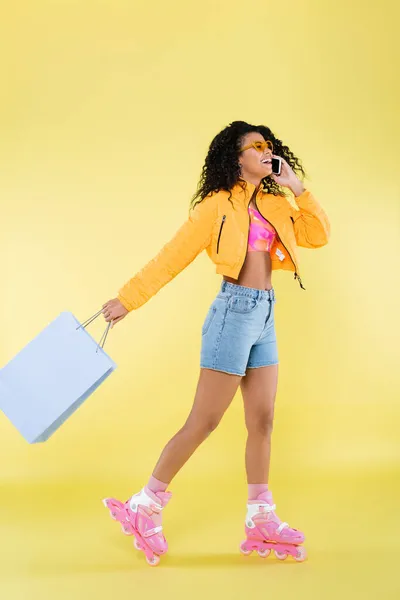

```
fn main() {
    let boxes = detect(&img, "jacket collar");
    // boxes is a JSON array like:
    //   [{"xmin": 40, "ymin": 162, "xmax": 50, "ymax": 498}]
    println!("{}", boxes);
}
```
[{"xmin": 230, "ymin": 178, "xmax": 265, "ymax": 205}]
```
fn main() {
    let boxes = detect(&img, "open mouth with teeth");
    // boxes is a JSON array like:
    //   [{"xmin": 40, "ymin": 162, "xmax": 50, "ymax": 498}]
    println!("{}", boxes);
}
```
[{"xmin": 261, "ymin": 159, "xmax": 272, "ymax": 165}]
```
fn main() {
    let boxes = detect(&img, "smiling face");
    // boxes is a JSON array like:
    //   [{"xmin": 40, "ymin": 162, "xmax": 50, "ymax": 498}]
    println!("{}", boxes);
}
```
[{"xmin": 238, "ymin": 132, "xmax": 273, "ymax": 186}]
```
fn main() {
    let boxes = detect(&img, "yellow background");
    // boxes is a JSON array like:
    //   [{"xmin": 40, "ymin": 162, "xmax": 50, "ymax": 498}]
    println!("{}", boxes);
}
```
[{"xmin": 1, "ymin": 0, "xmax": 399, "ymax": 598}]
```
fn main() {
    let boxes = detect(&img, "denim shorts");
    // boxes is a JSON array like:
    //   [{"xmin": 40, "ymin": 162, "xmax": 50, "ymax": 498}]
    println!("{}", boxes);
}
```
[{"xmin": 200, "ymin": 280, "xmax": 278, "ymax": 376}]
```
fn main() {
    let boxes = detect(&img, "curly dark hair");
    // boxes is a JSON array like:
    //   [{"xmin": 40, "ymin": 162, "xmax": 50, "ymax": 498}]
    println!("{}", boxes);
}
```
[{"xmin": 190, "ymin": 120, "xmax": 306, "ymax": 209}]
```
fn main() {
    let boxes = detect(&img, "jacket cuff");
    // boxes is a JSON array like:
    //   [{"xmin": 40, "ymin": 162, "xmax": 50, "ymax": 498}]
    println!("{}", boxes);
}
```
[
  {"xmin": 294, "ymin": 188, "xmax": 311, "ymax": 203},
  {"xmin": 117, "ymin": 293, "xmax": 134, "ymax": 312},
  {"xmin": 292, "ymin": 189, "xmax": 319, "ymax": 213}
]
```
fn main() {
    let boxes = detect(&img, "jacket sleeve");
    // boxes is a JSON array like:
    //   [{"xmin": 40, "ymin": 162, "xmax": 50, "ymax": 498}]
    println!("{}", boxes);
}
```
[
  {"xmin": 290, "ymin": 189, "xmax": 331, "ymax": 248},
  {"xmin": 117, "ymin": 194, "xmax": 217, "ymax": 311}
]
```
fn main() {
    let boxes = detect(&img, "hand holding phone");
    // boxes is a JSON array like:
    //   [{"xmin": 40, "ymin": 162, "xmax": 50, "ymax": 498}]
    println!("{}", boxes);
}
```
[{"xmin": 270, "ymin": 156, "xmax": 304, "ymax": 194}]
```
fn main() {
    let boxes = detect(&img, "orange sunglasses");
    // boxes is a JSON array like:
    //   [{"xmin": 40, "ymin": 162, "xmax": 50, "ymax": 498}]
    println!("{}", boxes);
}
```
[{"xmin": 240, "ymin": 140, "xmax": 274, "ymax": 154}]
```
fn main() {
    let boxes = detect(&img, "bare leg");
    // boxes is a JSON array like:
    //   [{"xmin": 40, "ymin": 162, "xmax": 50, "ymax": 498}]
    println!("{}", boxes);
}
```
[
  {"xmin": 240, "ymin": 364, "xmax": 278, "ymax": 483},
  {"xmin": 152, "ymin": 368, "xmax": 242, "ymax": 483}
]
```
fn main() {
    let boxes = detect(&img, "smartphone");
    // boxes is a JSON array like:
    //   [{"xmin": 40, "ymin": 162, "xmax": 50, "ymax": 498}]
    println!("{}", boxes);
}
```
[{"xmin": 272, "ymin": 157, "xmax": 282, "ymax": 176}]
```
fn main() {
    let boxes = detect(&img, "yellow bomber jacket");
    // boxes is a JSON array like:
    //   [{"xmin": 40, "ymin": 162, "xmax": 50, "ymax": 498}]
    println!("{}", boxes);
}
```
[{"xmin": 117, "ymin": 180, "xmax": 330, "ymax": 311}]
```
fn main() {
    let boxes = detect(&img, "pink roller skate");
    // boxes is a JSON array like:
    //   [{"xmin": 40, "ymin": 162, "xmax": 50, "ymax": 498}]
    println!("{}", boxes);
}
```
[
  {"xmin": 103, "ymin": 487, "xmax": 172, "ymax": 566},
  {"xmin": 239, "ymin": 491, "xmax": 307, "ymax": 562}
]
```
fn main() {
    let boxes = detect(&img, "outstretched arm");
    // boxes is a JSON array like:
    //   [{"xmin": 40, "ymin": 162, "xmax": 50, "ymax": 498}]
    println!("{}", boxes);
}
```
[{"xmin": 102, "ymin": 194, "xmax": 218, "ymax": 326}]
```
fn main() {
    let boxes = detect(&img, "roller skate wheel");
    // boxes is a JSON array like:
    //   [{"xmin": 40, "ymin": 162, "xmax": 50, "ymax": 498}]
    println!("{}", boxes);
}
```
[
  {"xmin": 134, "ymin": 539, "xmax": 143, "ymax": 551},
  {"xmin": 239, "ymin": 542, "xmax": 252, "ymax": 556},
  {"xmin": 146, "ymin": 554, "xmax": 160, "ymax": 567},
  {"xmin": 257, "ymin": 548, "xmax": 271, "ymax": 558},
  {"xmin": 295, "ymin": 546, "xmax": 307, "ymax": 562},
  {"xmin": 275, "ymin": 551, "xmax": 288, "ymax": 560}
]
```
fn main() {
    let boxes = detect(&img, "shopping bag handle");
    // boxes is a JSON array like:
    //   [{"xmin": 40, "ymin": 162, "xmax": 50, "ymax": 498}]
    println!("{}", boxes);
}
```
[{"xmin": 76, "ymin": 309, "xmax": 111, "ymax": 353}]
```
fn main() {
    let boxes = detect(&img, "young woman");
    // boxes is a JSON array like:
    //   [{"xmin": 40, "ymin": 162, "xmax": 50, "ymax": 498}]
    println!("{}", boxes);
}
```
[{"xmin": 102, "ymin": 121, "xmax": 330, "ymax": 565}]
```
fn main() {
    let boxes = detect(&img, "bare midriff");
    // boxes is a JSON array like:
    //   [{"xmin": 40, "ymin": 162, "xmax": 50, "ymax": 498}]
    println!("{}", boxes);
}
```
[{"xmin": 223, "ymin": 199, "xmax": 273, "ymax": 291}]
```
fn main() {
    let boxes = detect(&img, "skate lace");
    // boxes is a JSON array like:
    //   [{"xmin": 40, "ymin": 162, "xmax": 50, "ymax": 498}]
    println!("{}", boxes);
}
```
[
  {"xmin": 128, "ymin": 499, "xmax": 164, "ymax": 534},
  {"xmin": 137, "ymin": 504, "xmax": 164, "ymax": 538}
]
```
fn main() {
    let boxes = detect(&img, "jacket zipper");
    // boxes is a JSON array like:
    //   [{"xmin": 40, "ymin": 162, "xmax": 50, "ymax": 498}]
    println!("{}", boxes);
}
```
[
  {"xmin": 237, "ymin": 196, "xmax": 254, "ymax": 275},
  {"xmin": 216, "ymin": 215, "xmax": 226, "ymax": 254},
  {"xmin": 254, "ymin": 197, "xmax": 306, "ymax": 290}
]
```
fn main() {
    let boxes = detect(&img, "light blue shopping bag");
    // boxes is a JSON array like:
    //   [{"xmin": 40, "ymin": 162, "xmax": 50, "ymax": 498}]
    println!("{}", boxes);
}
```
[{"xmin": 0, "ymin": 310, "xmax": 117, "ymax": 443}]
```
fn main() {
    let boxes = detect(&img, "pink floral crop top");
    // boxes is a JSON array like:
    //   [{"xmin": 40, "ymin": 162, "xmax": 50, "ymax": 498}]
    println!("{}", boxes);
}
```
[{"xmin": 247, "ymin": 205, "xmax": 277, "ymax": 252}]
